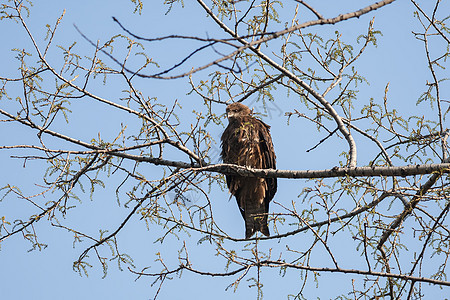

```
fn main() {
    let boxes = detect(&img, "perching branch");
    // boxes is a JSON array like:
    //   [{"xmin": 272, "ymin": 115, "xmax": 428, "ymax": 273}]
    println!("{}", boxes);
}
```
[{"xmin": 195, "ymin": 162, "xmax": 450, "ymax": 179}]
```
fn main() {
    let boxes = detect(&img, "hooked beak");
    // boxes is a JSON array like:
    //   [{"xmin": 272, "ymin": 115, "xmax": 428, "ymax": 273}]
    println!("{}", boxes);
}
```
[{"xmin": 226, "ymin": 110, "xmax": 237, "ymax": 119}]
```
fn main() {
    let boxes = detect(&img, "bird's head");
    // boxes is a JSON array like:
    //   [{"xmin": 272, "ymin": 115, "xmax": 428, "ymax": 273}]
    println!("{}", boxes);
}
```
[{"xmin": 226, "ymin": 103, "xmax": 251, "ymax": 120}]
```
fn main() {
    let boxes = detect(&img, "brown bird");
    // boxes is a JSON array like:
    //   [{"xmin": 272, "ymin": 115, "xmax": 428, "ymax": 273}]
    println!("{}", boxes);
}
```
[{"xmin": 221, "ymin": 102, "xmax": 277, "ymax": 239}]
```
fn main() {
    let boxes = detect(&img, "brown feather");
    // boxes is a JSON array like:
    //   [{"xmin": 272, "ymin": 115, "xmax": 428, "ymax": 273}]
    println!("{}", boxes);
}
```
[{"xmin": 221, "ymin": 103, "xmax": 277, "ymax": 239}]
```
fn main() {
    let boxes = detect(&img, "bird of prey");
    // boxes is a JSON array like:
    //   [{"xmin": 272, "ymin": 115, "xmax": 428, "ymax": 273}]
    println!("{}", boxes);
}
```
[{"xmin": 221, "ymin": 102, "xmax": 277, "ymax": 239}]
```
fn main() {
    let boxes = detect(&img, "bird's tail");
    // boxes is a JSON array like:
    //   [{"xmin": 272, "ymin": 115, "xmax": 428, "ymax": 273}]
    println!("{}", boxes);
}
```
[{"xmin": 245, "ymin": 208, "xmax": 270, "ymax": 239}]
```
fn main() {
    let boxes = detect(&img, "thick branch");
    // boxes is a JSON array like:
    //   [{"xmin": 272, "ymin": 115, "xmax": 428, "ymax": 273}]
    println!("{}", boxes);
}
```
[{"xmin": 199, "ymin": 163, "xmax": 450, "ymax": 179}]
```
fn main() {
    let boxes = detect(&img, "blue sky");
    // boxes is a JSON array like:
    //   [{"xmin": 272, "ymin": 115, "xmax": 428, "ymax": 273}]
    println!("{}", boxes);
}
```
[{"xmin": 1, "ymin": 0, "xmax": 449, "ymax": 299}]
